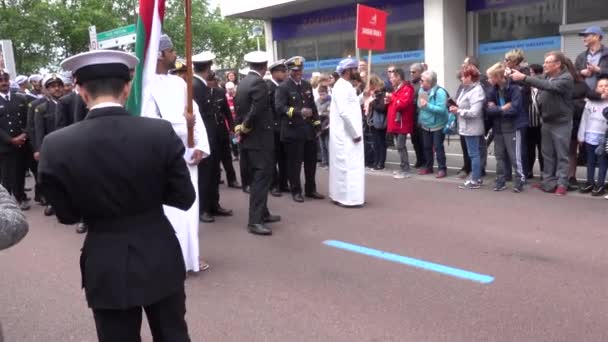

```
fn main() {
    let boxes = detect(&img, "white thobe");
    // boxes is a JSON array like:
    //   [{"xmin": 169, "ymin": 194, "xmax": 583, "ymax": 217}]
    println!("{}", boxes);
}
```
[
  {"xmin": 329, "ymin": 78, "xmax": 365, "ymax": 206},
  {"xmin": 141, "ymin": 74, "xmax": 210, "ymax": 272}
]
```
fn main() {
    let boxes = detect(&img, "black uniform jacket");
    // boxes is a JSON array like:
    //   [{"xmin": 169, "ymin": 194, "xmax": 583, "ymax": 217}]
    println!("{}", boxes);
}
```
[
  {"xmin": 38, "ymin": 106, "xmax": 195, "ymax": 309},
  {"xmin": 32, "ymin": 97, "xmax": 59, "ymax": 152},
  {"xmin": 234, "ymin": 71, "xmax": 274, "ymax": 151},
  {"xmin": 193, "ymin": 76, "xmax": 218, "ymax": 148},
  {"xmin": 55, "ymin": 91, "xmax": 88, "ymax": 129},
  {"xmin": 265, "ymin": 79, "xmax": 281, "ymax": 133},
  {"xmin": 0, "ymin": 92, "xmax": 28, "ymax": 155},
  {"xmin": 274, "ymin": 77, "xmax": 320, "ymax": 142}
]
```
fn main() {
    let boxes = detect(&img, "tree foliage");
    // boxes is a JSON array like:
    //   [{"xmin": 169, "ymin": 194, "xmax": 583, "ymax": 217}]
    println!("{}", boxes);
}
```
[{"xmin": 0, "ymin": 0, "xmax": 263, "ymax": 73}]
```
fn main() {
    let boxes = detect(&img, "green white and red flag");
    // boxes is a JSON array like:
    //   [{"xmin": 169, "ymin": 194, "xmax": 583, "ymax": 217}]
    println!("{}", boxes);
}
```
[{"xmin": 126, "ymin": 0, "xmax": 165, "ymax": 116}]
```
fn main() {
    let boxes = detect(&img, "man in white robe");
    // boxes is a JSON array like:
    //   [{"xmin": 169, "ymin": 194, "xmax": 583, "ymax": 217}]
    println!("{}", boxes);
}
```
[
  {"xmin": 141, "ymin": 34, "xmax": 210, "ymax": 273},
  {"xmin": 329, "ymin": 58, "xmax": 365, "ymax": 207}
]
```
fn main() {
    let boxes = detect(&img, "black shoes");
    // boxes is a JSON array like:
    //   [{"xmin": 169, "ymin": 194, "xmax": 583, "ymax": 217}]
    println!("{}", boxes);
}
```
[
  {"xmin": 76, "ymin": 222, "xmax": 88, "ymax": 234},
  {"xmin": 270, "ymin": 188, "xmax": 282, "ymax": 197},
  {"xmin": 248, "ymin": 224, "xmax": 272, "ymax": 236},
  {"xmin": 580, "ymin": 183, "xmax": 594, "ymax": 193},
  {"xmin": 292, "ymin": 193, "xmax": 305, "ymax": 203},
  {"xmin": 200, "ymin": 212, "xmax": 215, "ymax": 223},
  {"xmin": 44, "ymin": 205, "xmax": 55, "ymax": 216},
  {"xmin": 305, "ymin": 192, "xmax": 325, "ymax": 200},
  {"xmin": 211, "ymin": 206, "xmax": 233, "ymax": 216},
  {"xmin": 19, "ymin": 201, "xmax": 30, "ymax": 211},
  {"xmin": 242, "ymin": 186, "xmax": 251, "ymax": 194},
  {"xmin": 263, "ymin": 214, "xmax": 281, "ymax": 223},
  {"xmin": 592, "ymin": 185, "xmax": 605, "ymax": 197},
  {"xmin": 228, "ymin": 181, "xmax": 242, "ymax": 189}
]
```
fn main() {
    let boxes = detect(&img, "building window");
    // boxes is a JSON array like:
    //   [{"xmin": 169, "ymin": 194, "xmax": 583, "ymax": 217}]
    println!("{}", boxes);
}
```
[
  {"xmin": 566, "ymin": 0, "xmax": 608, "ymax": 24},
  {"xmin": 477, "ymin": 0, "xmax": 562, "ymax": 43}
]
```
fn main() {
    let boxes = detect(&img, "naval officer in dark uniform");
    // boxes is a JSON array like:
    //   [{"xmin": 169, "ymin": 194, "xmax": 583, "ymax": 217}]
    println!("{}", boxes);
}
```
[
  {"xmin": 32, "ymin": 73, "xmax": 64, "ymax": 216},
  {"xmin": 192, "ymin": 51, "xmax": 233, "ymax": 223},
  {"xmin": 0, "ymin": 69, "xmax": 30, "ymax": 210},
  {"xmin": 38, "ymin": 50, "xmax": 194, "ymax": 342},
  {"xmin": 234, "ymin": 51, "xmax": 281, "ymax": 236},
  {"xmin": 265, "ymin": 59, "xmax": 289, "ymax": 197},
  {"xmin": 275, "ymin": 56, "xmax": 325, "ymax": 203}
]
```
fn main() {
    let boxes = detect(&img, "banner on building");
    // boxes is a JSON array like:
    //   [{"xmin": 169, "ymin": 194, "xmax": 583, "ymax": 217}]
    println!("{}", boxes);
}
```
[{"xmin": 356, "ymin": 4, "xmax": 388, "ymax": 51}]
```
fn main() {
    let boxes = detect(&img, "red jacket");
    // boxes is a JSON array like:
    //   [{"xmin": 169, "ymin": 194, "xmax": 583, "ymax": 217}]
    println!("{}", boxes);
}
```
[{"xmin": 386, "ymin": 81, "xmax": 415, "ymax": 135}]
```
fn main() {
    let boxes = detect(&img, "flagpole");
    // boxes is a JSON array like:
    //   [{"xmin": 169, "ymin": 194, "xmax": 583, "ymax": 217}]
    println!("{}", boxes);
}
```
[{"xmin": 184, "ymin": 0, "xmax": 195, "ymax": 148}]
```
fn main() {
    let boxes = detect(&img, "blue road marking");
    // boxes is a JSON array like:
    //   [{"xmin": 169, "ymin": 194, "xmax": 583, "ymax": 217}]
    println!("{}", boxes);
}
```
[{"xmin": 323, "ymin": 240, "xmax": 494, "ymax": 284}]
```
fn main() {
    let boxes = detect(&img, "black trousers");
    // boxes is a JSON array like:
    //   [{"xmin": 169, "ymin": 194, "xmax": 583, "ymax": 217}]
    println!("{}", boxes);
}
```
[
  {"xmin": 241, "ymin": 148, "xmax": 273, "ymax": 225},
  {"xmin": 285, "ymin": 139, "xmax": 317, "ymax": 195},
  {"xmin": 239, "ymin": 145, "xmax": 251, "ymax": 188},
  {"xmin": 272, "ymin": 132, "xmax": 288, "ymax": 190},
  {"xmin": 92, "ymin": 290, "xmax": 190, "ymax": 342},
  {"xmin": 218, "ymin": 138, "xmax": 237, "ymax": 184},
  {"xmin": 411, "ymin": 126, "xmax": 425, "ymax": 166},
  {"xmin": 198, "ymin": 144, "xmax": 220, "ymax": 213},
  {"xmin": 0, "ymin": 148, "xmax": 27, "ymax": 202},
  {"xmin": 526, "ymin": 125, "xmax": 543, "ymax": 176}
]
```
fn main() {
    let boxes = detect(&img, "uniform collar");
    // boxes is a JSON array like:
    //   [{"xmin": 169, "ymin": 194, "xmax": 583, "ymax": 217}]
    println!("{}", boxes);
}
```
[
  {"xmin": 249, "ymin": 70, "xmax": 262, "ymax": 78},
  {"xmin": 194, "ymin": 74, "xmax": 207, "ymax": 86},
  {"xmin": 270, "ymin": 78, "xmax": 279, "ymax": 86},
  {"xmin": 289, "ymin": 77, "xmax": 301, "ymax": 86},
  {"xmin": 0, "ymin": 91, "xmax": 10, "ymax": 101},
  {"xmin": 86, "ymin": 103, "xmax": 128, "ymax": 120}
]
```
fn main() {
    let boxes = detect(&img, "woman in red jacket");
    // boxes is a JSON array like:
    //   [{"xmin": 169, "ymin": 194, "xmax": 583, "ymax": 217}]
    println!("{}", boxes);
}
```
[{"xmin": 386, "ymin": 68, "xmax": 416, "ymax": 179}]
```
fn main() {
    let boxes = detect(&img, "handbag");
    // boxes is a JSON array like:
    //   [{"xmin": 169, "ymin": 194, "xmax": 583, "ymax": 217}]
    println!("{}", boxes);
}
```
[{"xmin": 443, "ymin": 113, "xmax": 458, "ymax": 135}]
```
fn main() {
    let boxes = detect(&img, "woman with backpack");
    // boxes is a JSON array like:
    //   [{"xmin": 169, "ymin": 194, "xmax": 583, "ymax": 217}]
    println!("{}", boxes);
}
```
[{"xmin": 417, "ymin": 70, "xmax": 449, "ymax": 178}]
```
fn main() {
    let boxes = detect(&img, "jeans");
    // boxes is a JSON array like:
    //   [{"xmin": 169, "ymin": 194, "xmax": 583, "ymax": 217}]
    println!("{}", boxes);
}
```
[
  {"xmin": 461, "ymin": 134, "xmax": 488, "ymax": 174},
  {"xmin": 371, "ymin": 128, "xmax": 387, "ymax": 168},
  {"xmin": 319, "ymin": 133, "xmax": 329, "ymax": 166},
  {"xmin": 421, "ymin": 129, "xmax": 446, "ymax": 171},
  {"xmin": 464, "ymin": 135, "xmax": 482, "ymax": 182},
  {"xmin": 394, "ymin": 133, "xmax": 410, "ymax": 171},
  {"xmin": 585, "ymin": 143, "xmax": 608, "ymax": 186}
]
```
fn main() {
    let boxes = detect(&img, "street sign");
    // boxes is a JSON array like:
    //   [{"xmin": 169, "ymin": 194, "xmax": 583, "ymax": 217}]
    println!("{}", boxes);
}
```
[
  {"xmin": 97, "ymin": 24, "xmax": 136, "ymax": 49},
  {"xmin": 251, "ymin": 26, "xmax": 263, "ymax": 37},
  {"xmin": 88, "ymin": 25, "xmax": 97, "ymax": 51},
  {"xmin": 356, "ymin": 4, "xmax": 388, "ymax": 51}
]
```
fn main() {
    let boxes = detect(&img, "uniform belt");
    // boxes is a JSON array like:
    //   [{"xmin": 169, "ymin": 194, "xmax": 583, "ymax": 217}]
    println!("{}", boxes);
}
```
[{"xmin": 85, "ymin": 209, "xmax": 168, "ymax": 234}]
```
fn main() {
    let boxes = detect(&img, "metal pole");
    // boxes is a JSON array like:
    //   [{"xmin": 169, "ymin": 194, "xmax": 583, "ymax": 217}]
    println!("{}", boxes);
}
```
[{"xmin": 257, "ymin": 37, "xmax": 260, "ymax": 51}]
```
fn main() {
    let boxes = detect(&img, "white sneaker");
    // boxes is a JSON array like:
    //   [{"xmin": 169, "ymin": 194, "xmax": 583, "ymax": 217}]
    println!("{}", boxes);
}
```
[{"xmin": 393, "ymin": 171, "xmax": 411, "ymax": 179}]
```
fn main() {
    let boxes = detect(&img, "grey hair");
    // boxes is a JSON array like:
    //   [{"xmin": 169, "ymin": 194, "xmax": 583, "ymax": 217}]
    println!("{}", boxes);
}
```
[
  {"xmin": 410, "ymin": 63, "xmax": 425, "ymax": 72},
  {"xmin": 421, "ymin": 70, "xmax": 437, "ymax": 86}
]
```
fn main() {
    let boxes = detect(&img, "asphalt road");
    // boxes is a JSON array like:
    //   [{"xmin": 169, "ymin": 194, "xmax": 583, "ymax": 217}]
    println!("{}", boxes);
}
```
[{"xmin": 1, "ymin": 167, "xmax": 607, "ymax": 342}]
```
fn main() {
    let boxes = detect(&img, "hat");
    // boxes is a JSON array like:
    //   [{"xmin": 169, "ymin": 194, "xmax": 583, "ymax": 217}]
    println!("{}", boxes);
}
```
[
  {"xmin": 0, "ymin": 69, "xmax": 9, "ymax": 80},
  {"xmin": 579, "ymin": 26, "xmax": 604, "ymax": 37},
  {"xmin": 60, "ymin": 71, "xmax": 73, "ymax": 85},
  {"xmin": 244, "ymin": 51, "xmax": 268, "ymax": 65},
  {"xmin": 9, "ymin": 81, "xmax": 19, "ymax": 91},
  {"xmin": 268, "ymin": 59, "xmax": 286, "ymax": 72},
  {"xmin": 285, "ymin": 56, "xmax": 305, "ymax": 71},
  {"xmin": 42, "ymin": 73, "xmax": 64, "ymax": 87},
  {"xmin": 337, "ymin": 57, "xmax": 359, "ymax": 73},
  {"xmin": 159, "ymin": 34, "xmax": 174, "ymax": 52},
  {"xmin": 28, "ymin": 74, "xmax": 42, "ymax": 83},
  {"xmin": 192, "ymin": 51, "xmax": 215, "ymax": 64},
  {"xmin": 60, "ymin": 50, "xmax": 139, "ymax": 85},
  {"xmin": 15, "ymin": 75, "xmax": 28, "ymax": 85}
]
